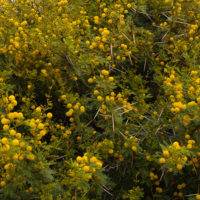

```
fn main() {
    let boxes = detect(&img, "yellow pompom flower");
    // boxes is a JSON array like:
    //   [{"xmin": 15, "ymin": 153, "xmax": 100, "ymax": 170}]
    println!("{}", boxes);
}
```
[
  {"xmin": 8, "ymin": 113, "xmax": 15, "ymax": 120},
  {"xmin": 12, "ymin": 139, "xmax": 19, "ymax": 146},
  {"xmin": 101, "ymin": 69, "xmax": 109, "ymax": 76},
  {"xmin": 10, "ymin": 129, "xmax": 16, "ymax": 136},
  {"xmin": 159, "ymin": 158, "xmax": 166, "ymax": 164},
  {"xmin": 66, "ymin": 109, "xmax": 74, "ymax": 117},
  {"xmin": 131, "ymin": 146, "xmax": 137, "ymax": 152},
  {"xmin": 108, "ymin": 149, "xmax": 114, "ymax": 154},
  {"xmin": 88, "ymin": 78, "xmax": 93, "ymax": 83},
  {"xmin": 108, "ymin": 77, "xmax": 114, "ymax": 81},
  {"xmin": 3, "ymin": 125, "xmax": 9, "ymax": 131},
  {"xmin": 47, "ymin": 112, "xmax": 53, "ymax": 119},
  {"xmin": 36, "ymin": 107, "xmax": 41, "ymax": 112},
  {"xmin": 163, "ymin": 150, "xmax": 169, "ymax": 157},
  {"xmin": 20, "ymin": 142, "xmax": 26, "ymax": 148},
  {"xmin": 76, "ymin": 156, "xmax": 82, "ymax": 162},
  {"xmin": 0, "ymin": 181, "xmax": 6, "ymax": 187},
  {"xmin": 80, "ymin": 106, "xmax": 85, "ymax": 112},
  {"xmin": 90, "ymin": 156, "xmax": 97, "ymax": 163},
  {"xmin": 127, "ymin": 3, "xmax": 132, "ymax": 8},
  {"xmin": 28, "ymin": 154, "xmax": 35, "ymax": 161},
  {"xmin": 9, "ymin": 95, "xmax": 15, "ymax": 101},
  {"xmin": 67, "ymin": 103, "xmax": 72, "ymax": 108},
  {"xmin": 97, "ymin": 96, "xmax": 103, "ymax": 101},
  {"xmin": 1, "ymin": 137, "xmax": 8, "ymax": 144},
  {"xmin": 16, "ymin": 133, "xmax": 22, "ymax": 139},
  {"xmin": 13, "ymin": 154, "xmax": 19, "ymax": 161},
  {"xmin": 177, "ymin": 164, "xmax": 182, "ymax": 170},
  {"xmin": 38, "ymin": 123, "xmax": 44, "ymax": 129},
  {"xmin": 1, "ymin": 118, "xmax": 10, "ymax": 125},
  {"xmin": 83, "ymin": 166, "xmax": 90, "ymax": 172},
  {"xmin": 26, "ymin": 146, "xmax": 32, "ymax": 151}
]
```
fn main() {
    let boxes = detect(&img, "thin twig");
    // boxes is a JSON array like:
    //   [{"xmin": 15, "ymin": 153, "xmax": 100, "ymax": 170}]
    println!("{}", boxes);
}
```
[
  {"xmin": 112, "ymin": 113, "xmax": 115, "ymax": 132},
  {"xmin": 155, "ymin": 125, "xmax": 162, "ymax": 135},
  {"xmin": 133, "ymin": 32, "xmax": 136, "ymax": 48},
  {"xmin": 86, "ymin": 104, "xmax": 102, "ymax": 126},
  {"xmin": 162, "ymin": 30, "xmax": 169, "ymax": 41},
  {"xmin": 119, "ymin": 131, "xmax": 128, "ymax": 139},
  {"xmin": 128, "ymin": 55, "xmax": 133, "ymax": 65},
  {"xmin": 143, "ymin": 58, "xmax": 147, "ymax": 72},
  {"xmin": 125, "ymin": 118, "xmax": 129, "ymax": 126},
  {"xmin": 54, "ymin": 155, "xmax": 67, "ymax": 161},
  {"xmin": 120, "ymin": 108, "xmax": 134, "ymax": 115},
  {"xmin": 138, "ymin": 114, "xmax": 153, "ymax": 122},
  {"xmin": 136, "ymin": 120, "xmax": 148, "ymax": 133},
  {"xmin": 184, "ymin": 194, "xmax": 197, "ymax": 197},
  {"xmin": 159, "ymin": 169, "xmax": 165, "ymax": 182},
  {"xmin": 101, "ymin": 185, "xmax": 113, "ymax": 196},
  {"xmin": 110, "ymin": 43, "xmax": 113, "ymax": 57},
  {"xmin": 158, "ymin": 108, "xmax": 164, "ymax": 121},
  {"xmin": 121, "ymin": 32, "xmax": 131, "ymax": 42}
]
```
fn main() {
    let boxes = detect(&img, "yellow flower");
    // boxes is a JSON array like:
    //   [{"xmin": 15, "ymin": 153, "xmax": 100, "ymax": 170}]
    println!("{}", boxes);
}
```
[
  {"xmin": 159, "ymin": 158, "xmax": 166, "ymax": 164},
  {"xmin": 188, "ymin": 101, "xmax": 197, "ymax": 107},
  {"xmin": 3, "ymin": 125, "xmax": 9, "ymax": 131},
  {"xmin": 0, "ymin": 181, "xmax": 6, "ymax": 187},
  {"xmin": 12, "ymin": 139, "xmax": 19, "ymax": 146},
  {"xmin": 74, "ymin": 104, "xmax": 79, "ymax": 110},
  {"xmin": 9, "ymin": 129, "xmax": 16, "ymax": 136},
  {"xmin": 196, "ymin": 194, "xmax": 200, "ymax": 200},
  {"xmin": 28, "ymin": 154, "xmax": 35, "ymax": 161},
  {"xmin": 131, "ymin": 146, "xmax": 137, "ymax": 152},
  {"xmin": 80, "ymin": 106, "xmax": 85, "ymax": 112},
  {"xmin": 4, "ymin": 164, "xmax": 10, "ymax": 170},
  {"xmin": 20, "ymin": 142, "xmax": 26, "ymax": 148},
  {"xmin": 187, "ymin": 144, "xmax": 192, "ymax": 149},
  {"xmin": 101, "ymin": 69, "xmax": 109, "ymax": 76},
  {"xmin": 94, "ymin": 90, "xmax": 99, "ymax": 95},
  {"xmin": 8, "ymin": 113, "xmax": 15, "ymax": 120},
  {"xmin": 173, "ymin": 142, "xmax": 180, "ymax": 148},
  {"xmin": 185, "ymin": 134, "xmax": 190, "ymax": 139},
  {"xmin": 67, "ymin": 103, "xmax": 72, "ymax": 108},
  {"xmin": 163, "ymin": 150, "xmax": 169, "ymax": 157},
  {"xmin": 69, "ymin": 117, "xmax": 74, "ymax": 122},
  {"xmin": 76, "ymin": 156, "xmax": 82, "ymax": 163},
  {"xmin": 90, "ymin": 156, "xmax": 97, "ymax": 163},
  {"xmin": 1, "ymin": 118, "xmax": 10, "ymax": 125},
  {"xmin": 47, "ymin": 112, "xmax": 53, "ymax": 119},
  {"xmin": 83, "ymin": 166, "xmax": 90, "ymax": 172},
  {"xmin": 1, "ymin": 137, "xmax": 8, "ymax": 144},
  {"xmin": 8, "ymin": 95, "xmax": 15, "ymax": 101},
  {"xmin": 127, "ymin": 3, "xmax": 132, "ymax": 8},
  {"xmin": 168, "ymin": 168, "xmax": 173, "ymax": 172},
  {"xmin": 65, "ymin": 130, "xmax": 72, "ymax": 135},
  {"xmin": 13, "ymin": 154, "xmax": 19, "ymax": 161},
  {"xmin": 88, "ymin": 78, "xmax": 93, "ymax": 83},
  {"xmin": 66, "ymin": 109, "xmax": 73, "ymax": 117},
  {"xmin": 38, "ymin": 123, "xmax": 44, "ymax": 129},
  {"xmin": 19, "ymin": 155, "xmax": 25, "ymax": 160},
  {"xmin": 97, "ymin": 96, "xmax": 103, "ymax": 101},
  {"xmin": 36, "ymin": 107, "xmax": 41, "ymax": 112},
  {"xmin": 176, "ymin": 164, "xmax": 182, "ymax": 170},
  {"xmin": 108, "ymin": 149, "xmax": 114, "ymax": 154},
  {"xmin": 108, "ymin": 77, "xmax": 114, "ymax": 81},
  {"xmin": 16, "ymin": 133, "xmax": 22, "ymax": 139},
  {"xmin": 26, "ymin": 146, "xmax": 32, "ymax": 151}
]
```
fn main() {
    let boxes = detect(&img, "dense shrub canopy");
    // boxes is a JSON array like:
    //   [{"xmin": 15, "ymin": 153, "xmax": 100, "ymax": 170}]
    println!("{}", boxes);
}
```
[{"xmin": 0, "ymin": 0, "xmax": 200, "ymax": 199}]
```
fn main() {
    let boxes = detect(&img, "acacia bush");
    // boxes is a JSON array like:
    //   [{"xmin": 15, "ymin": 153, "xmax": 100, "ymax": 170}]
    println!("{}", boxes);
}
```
[{"xmin": 0, "ymin": 0, "xmax": 200, "ymax": 199}]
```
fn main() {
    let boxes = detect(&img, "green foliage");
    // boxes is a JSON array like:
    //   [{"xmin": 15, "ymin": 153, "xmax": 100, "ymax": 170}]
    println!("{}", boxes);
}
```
[{"xmin": 0, "ymin": 0, "xmax": 200, "ymax": 199}]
